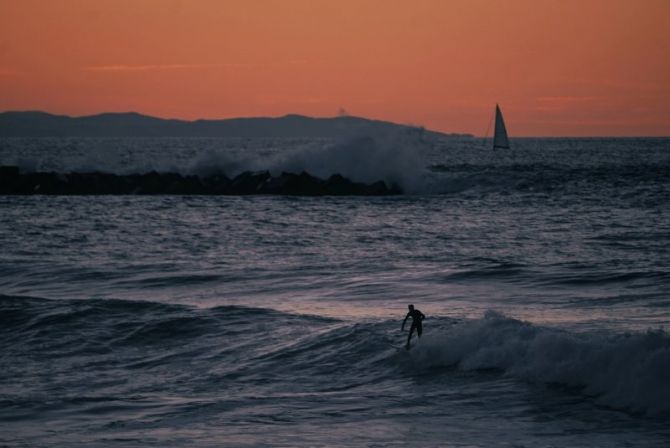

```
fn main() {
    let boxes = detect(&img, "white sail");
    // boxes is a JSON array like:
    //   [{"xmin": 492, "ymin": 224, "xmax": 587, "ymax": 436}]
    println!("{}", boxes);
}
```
[{"xmin": 493, "ymin": 104, "xmax": 510, "ymax": 149}]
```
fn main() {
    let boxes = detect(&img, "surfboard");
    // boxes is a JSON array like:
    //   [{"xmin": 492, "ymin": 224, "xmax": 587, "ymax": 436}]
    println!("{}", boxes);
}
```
[{"xmin": 388, "ymin": 344, "xmax": 413, "ymax": 353}]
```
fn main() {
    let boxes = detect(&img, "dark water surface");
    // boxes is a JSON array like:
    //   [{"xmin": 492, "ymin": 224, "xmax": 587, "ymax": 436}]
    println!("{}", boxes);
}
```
[{"xmin": 1, "ymin": 137, "xmax": 669, "ymax": 446}]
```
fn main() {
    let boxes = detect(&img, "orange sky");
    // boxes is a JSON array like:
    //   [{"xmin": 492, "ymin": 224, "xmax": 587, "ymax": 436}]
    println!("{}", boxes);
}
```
[{"xmin": 1, "ymin": 0, "xmax": 669, "ymax": 136}]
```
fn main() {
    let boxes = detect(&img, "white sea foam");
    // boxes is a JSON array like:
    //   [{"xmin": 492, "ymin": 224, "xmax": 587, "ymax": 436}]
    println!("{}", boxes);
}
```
[
  {"xmin": 260, "ymin": 132, "xmax": 428, "ymax": 192},
  {"xmin": 5, "ymin": 136, "xmax": 665, "ymax": 196},
  {"xmin": 184, "ymin": 130, "xmax": 432, "ymax": 192},
  {"xmin": 412, "ymin": 311, "xmax": 670, "ymax": 415}
]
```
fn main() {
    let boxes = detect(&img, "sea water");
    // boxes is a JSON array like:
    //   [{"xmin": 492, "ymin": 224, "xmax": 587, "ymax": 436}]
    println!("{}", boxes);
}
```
[{"xmin": 1, "ymin": 135, "xmax": 669, "ymax": 447}]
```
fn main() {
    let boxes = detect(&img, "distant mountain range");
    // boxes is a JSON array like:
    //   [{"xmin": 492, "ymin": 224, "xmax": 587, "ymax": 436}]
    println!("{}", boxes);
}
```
[{"xmin": 0, "ymin": 111, "xmax": 472, "ymax": 138}]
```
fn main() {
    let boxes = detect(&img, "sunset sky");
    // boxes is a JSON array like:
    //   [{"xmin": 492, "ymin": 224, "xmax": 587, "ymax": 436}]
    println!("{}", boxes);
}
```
[{"xmin": 1, "ymin": 0, "xmax": 668, "ymax": 136}]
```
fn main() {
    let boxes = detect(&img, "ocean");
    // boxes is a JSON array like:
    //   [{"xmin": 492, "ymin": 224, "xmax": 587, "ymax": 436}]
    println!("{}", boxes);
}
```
[{"xmin": 1, "ymin": 135, "xmax": 669, "ymax": 447}]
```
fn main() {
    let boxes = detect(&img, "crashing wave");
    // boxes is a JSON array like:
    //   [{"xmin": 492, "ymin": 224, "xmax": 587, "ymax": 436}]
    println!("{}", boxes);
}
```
[{"xmin": 410, "ymin": 311, "xmax": 670, "ymax": 416}]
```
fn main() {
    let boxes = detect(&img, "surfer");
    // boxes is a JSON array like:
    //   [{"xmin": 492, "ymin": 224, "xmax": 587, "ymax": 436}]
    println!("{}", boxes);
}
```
[{"xmin": 401, "ymin": 304, "xmax": 425, "ymax": 350}]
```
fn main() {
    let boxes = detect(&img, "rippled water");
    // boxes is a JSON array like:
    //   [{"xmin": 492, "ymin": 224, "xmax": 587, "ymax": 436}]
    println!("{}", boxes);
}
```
[{"xmin": 1, "ymin": 137, "xmax": 669, "ymax": 446}]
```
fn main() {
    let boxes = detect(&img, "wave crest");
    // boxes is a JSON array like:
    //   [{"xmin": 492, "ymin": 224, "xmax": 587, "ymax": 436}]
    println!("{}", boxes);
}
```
[{"xmin": 411, "ymin": 311, "xmax": 670, "ymax": 415}]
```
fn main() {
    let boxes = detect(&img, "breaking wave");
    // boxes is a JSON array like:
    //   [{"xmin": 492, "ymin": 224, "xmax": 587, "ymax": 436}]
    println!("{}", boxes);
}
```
[
  {"xmin": 2, "ymin": 295, "xmax": 669, "ymax": 416},
  {"xmin": 2, "ymin": 135, "xmax": 669, "ymax": 195},
  {"xmin": 411, "ymin": 311, "xmax": 670, "ymax": 416},
  {"xmin": 184, "ymin": 131, "xmax": 428, "ymax": 192}
]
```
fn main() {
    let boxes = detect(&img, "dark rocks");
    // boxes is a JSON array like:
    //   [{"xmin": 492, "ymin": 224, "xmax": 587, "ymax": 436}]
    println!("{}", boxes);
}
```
[
  {"xmin": 263, "ymin": 171, "xmax": 327, "ymax": 195},
  {"xmin": 0, "ymin": 166, "xmax": 401, "ymax": 196},
  {"xmin": 229, "ymin": 171, "xmax": 271, "ymax": 194}
]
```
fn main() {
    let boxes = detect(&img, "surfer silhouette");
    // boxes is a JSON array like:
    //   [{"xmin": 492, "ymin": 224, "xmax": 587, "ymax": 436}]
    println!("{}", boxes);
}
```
[{"xmin": 401, "ymin": 304, "xmax": 425, "ymax": 350}]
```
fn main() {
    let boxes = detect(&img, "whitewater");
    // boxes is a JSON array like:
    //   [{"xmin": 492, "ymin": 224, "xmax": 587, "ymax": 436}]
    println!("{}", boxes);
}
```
[{"xmin": 1, "ymin": 134, "xmax": 669, "ymax": 447}]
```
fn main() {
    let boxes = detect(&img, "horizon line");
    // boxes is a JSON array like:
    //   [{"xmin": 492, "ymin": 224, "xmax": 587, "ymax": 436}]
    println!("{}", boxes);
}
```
[{"xmin": 1, "ymin": 109, "xmax": 668, "ymax": 139}]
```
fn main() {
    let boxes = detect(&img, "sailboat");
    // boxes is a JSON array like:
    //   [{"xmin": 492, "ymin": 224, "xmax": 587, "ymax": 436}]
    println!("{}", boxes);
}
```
[{"xmin": 493, "ymin": 104, "xmax": 510, "ymax": 149}]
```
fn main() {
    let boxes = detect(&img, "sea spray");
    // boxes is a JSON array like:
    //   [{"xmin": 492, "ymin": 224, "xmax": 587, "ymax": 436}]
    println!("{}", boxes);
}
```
[
  {"xmin": 411, "ymin": 311, "xmax": 670, "ymax": 415},
  {"xmin": 186, "ymin": 129, "xmax": 431, "ymax": 192},
  {"xmin": 260, "ymin": 131, "xmax": 428, "ymax": 192}
]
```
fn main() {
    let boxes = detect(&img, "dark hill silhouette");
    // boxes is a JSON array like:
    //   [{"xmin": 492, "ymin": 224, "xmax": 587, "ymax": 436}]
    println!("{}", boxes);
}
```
[{"xmin": 0, "ymin": 111, "xmax": 472, "ymax": 138}]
